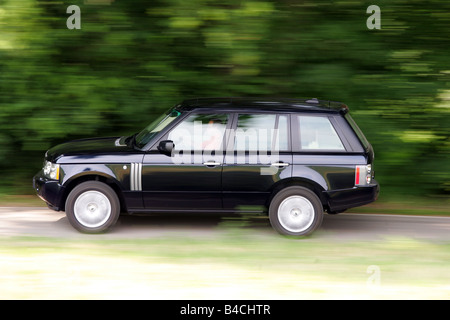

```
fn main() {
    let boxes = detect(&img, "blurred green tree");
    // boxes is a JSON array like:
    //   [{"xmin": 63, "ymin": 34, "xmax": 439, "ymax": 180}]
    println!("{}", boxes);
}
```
[{"xmin": 0, "ymin": 0, "xmax": 448, "ymax": 198}]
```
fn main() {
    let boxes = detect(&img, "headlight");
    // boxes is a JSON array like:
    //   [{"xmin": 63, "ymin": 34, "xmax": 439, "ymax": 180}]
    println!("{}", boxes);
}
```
[{"xmin": 43, "ymin": 160, "xmax": 60, "ymax": 180}]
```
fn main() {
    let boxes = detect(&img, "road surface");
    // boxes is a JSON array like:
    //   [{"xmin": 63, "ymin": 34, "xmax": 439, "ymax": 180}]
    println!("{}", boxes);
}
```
[{"xmin": 0, "ymin": 206, "xmax": 449, "ymax": 241}]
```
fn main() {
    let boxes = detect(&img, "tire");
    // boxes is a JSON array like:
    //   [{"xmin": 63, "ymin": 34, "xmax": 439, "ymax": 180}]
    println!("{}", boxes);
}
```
[
  {"xmin": 269, "ymin": 186, "xmax": 323, "ymax": 236},
  {"xmin": 65, "ymin": 181, "xmax": 120, "ymax": 234}
]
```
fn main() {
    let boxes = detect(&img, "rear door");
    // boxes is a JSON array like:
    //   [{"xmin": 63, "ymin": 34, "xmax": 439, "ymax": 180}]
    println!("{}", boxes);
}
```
[{"xmin": 222, "ymin": 113, "xmax": 292, "ymax": 210}]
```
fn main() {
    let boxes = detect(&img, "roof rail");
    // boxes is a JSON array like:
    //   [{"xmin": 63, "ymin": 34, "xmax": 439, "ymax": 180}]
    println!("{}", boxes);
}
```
[
  {"xmin": 305, "ymin": 98, "xmax": 319, "ymax": 104},
  {"xmin": 180, "ymin": 97, "xmax": 349, "ymax": 113}
]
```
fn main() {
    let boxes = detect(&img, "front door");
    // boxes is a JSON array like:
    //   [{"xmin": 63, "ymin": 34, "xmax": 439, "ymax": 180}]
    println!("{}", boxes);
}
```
[{"xmin": 142, "ymin": 112, "xmax": 230, "ymax": 210}]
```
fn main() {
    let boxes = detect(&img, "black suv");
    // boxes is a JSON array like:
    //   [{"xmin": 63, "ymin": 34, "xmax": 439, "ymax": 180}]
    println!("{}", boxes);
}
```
[{"xmin": 33, "ymin": 98, "xmax": 379, "ymax": 236}]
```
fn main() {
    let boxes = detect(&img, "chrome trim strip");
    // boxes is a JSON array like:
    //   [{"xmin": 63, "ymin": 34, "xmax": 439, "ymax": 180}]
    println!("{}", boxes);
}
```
[
  {"xmin": 130, "ymin": 163, "xmax": 135, "ymax": 191},
  {"xmin": 135, "ymin": 163, "xmax": 138, "ymax": 191},
  {"xmin": 137, "ymin": 163, "xmax": 142, "ymax": 191},
  {"xmin": 130, "ymin": 163, "xmax": 142, "ymax": 191}
]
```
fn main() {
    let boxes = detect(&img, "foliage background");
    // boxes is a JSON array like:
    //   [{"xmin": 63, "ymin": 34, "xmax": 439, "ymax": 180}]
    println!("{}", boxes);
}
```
[{"xmin": 0, "ymin": 0, "xmax": 448, "ymax": 200}]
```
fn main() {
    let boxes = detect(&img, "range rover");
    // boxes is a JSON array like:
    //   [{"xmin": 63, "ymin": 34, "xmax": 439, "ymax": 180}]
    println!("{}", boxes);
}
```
[{"xmin": 33, "ymin": 98, "xmax": 379, "ymax": 236}]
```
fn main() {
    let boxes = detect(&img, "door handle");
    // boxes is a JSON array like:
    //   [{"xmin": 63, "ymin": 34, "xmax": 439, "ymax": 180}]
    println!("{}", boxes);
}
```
[
  {"xmin": 271, "ymin": 162, "xmax": 290, "ymax": 167},
  {"xmin": 203, "ymin": 161, "xmax": 221, "ymax": 167}
]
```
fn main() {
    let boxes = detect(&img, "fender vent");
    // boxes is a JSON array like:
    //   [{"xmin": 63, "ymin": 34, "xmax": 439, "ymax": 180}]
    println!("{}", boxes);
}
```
[{"xmin": 130, "ymin": 163, "xmax": 142, "ymax": 191}]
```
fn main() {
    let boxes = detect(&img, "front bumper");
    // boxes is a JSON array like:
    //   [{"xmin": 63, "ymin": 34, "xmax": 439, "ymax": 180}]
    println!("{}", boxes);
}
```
[
  {"xmin": 324, "ymin": 179, "xmax": 380, "ymax": 212},
  {"xmin": 33, "ymin": 170, "xmax": 65, "ymax": 211}
]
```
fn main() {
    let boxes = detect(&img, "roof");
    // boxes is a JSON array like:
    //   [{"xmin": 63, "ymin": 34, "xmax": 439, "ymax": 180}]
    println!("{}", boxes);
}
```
[{"xmin": 178, "ymin": 97, "xmax": 349, "ymax": 113}]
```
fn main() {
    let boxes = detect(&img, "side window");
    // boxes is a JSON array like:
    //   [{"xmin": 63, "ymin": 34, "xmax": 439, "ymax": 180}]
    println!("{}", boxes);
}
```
[
  {"xmin": 168, "ymin": 114, "xmax": 228, "ymax": 151},
  {"xmin": 235, "ymin": 114, "xmax": 289, "ymax": 151},
  {"xmin": 297, "ymin": 115, "xmax": 345, "ymax": 151}
]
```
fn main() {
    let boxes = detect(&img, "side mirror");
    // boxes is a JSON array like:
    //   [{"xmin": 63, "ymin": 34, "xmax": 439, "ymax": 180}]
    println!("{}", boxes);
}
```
[{"xmin": 157, "ymin": 140, "xmax": 174, "ymax": 156}]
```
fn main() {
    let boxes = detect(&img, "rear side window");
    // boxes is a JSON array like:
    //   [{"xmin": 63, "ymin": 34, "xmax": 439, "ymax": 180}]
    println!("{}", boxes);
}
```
[{"xmin": 296, "ymin": 115, "xmax": 345, "ymax": 151}]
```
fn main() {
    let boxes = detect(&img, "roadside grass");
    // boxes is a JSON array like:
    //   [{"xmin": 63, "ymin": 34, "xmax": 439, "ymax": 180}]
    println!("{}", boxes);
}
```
[
  {"xmin": 0, "ymin": 195, "xmax": 44, "ymax": 207},
  {"xmin": 0, "ymin": 232, "xmax": 449, "ymax": 299},
  {"xmin": 348, "ymin": 194, "xmax": 450, "ymax": 216}
]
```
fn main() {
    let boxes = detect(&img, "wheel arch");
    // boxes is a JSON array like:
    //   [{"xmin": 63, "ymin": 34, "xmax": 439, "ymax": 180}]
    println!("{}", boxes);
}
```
[
  {"xmin": 265, "ymin": 177, "xmax": 328, "ymax": 212},
  {"xmin": 60, "ymin": 173, "xmax": 126, "ymax": 212}
]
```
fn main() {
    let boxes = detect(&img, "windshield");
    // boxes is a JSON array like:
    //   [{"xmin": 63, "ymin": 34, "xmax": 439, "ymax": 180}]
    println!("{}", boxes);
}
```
[{"xmin": 134, "ymin": 108, "xmax": 181, "ymax": 149}]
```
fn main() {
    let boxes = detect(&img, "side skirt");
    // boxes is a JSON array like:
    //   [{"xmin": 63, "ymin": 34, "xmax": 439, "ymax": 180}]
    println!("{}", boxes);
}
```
[{"xmin": 126, "ymin": 208, "xmax": 267, "ymax": 215}]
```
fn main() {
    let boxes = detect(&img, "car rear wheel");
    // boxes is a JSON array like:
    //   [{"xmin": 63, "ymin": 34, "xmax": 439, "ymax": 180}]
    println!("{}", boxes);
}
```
[
  {"xmin": 269, "ymin": 186, "xmax": 323, "ymax": 236},
  {"xmin": 65, "ymin": 181, "xmax": 120, "ymax": 233}
]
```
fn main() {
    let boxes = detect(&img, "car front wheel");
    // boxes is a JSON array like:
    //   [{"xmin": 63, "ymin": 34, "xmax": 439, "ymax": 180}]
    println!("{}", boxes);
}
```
[
  {"xmin": 269, "ymin": 186, "xmax": 323, "ymax": 236},
  {"xmin": 65, "ymin": 181, "xmax": 120, "ymax": 233}
]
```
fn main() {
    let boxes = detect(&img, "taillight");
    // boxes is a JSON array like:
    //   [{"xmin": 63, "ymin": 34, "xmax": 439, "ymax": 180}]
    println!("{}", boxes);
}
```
[{"xmin": 355, "ymin": 164, "xmax": 372, "ymax": 186}]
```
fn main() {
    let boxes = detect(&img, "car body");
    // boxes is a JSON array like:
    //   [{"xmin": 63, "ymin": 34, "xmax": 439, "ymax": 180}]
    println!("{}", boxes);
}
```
[{"xmin": 33, "ymin": 98, "xmax": 379, "ymax": 235}]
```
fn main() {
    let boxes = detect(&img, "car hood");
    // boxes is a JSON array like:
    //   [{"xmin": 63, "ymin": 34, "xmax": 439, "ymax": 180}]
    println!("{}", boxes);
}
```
[{"xmin": 45, "ymin": 136, "xmax": 135, "ymax": 162}]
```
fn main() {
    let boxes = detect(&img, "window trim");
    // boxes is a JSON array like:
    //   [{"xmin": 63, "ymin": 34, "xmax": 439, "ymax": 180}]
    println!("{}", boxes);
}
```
[{"xmin": 329, "ymin": 116, "xmax": 353, "ymax": 151}]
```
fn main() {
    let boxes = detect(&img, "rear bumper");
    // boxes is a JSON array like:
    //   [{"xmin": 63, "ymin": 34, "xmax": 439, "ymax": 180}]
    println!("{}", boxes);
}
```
[
  {"xmin": 324, "ymin": 179, "xmax": 380, "ymax": 212},
  {"xmin": 33, "ymin": 170, "xmax": 65, "ymax": 211}
]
